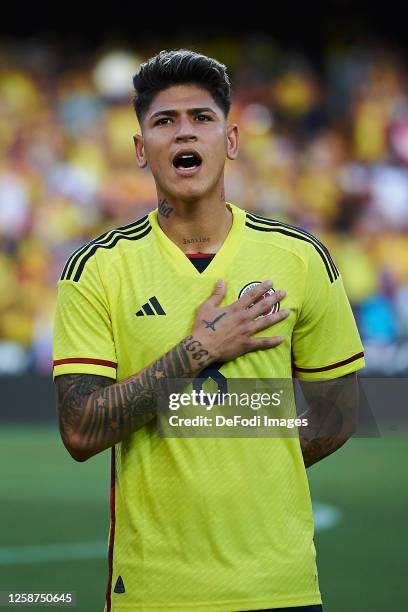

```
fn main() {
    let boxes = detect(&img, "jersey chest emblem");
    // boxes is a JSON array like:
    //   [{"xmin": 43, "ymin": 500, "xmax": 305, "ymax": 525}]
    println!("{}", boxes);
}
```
[{"xmin": 238, "ymin": 282, "xmax": 280, "ymax": 316}]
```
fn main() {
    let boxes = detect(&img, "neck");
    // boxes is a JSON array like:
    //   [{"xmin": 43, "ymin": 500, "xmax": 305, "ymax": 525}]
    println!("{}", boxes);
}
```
[{"xmin": 156, "ymin": 188, "xmax": 232, "ymax": 254}]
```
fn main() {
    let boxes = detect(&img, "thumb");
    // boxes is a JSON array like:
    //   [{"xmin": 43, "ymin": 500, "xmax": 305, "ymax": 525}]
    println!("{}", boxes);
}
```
[{"xmin": 208, "ymin": 279, "xmax": 227, "ymax": 307}]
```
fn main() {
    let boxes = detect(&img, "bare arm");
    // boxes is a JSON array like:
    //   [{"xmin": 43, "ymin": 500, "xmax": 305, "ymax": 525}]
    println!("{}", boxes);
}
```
[
  {"xmin": 55, "ymin": 279, "xmax": 289, "ymax": 462},
  {"xmin": 55, "ymin": 337, "xmax": 210, "ymax": 462},
  {"xmin": 297, "ymin": 371, "xmax": 359, "ymax": 468}
]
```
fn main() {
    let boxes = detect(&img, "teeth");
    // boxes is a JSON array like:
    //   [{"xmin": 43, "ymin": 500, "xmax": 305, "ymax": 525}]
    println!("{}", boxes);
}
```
[
  {"xmin": 176, "ymin": 153, "xmax": 198, "ymax": 159},
  {"xmin": 173, "ymin": 152, "xmax": 201, "ymax": 169}
]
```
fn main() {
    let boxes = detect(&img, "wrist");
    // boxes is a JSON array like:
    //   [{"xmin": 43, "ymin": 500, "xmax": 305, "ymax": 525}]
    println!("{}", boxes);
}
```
[{"xmin": 182, "ymin": 333, "xmax": 218, "ymax": 370}]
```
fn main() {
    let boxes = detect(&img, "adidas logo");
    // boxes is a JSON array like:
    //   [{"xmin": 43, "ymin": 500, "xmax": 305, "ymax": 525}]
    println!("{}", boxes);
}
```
[{"xmin": 136, "ymin": 296, "xmax": 166, "ymax": 317}]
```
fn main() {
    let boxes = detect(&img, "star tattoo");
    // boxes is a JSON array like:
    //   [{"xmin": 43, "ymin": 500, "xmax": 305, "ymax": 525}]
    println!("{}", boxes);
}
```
[{"xmin": 154, "ymin": 370, "xmax": 165, "ymax": 379}]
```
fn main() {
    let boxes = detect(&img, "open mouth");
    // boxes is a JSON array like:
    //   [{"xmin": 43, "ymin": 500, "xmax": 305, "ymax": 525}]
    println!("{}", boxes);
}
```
[{"xmin": 172, "ymin": 151, "xmax": 203, "ymax": 173}]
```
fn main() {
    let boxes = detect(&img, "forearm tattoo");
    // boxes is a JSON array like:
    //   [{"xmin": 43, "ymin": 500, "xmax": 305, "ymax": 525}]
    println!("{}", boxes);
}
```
[
  {"xmin": 299, "ymin": 374, "xmax": 356, "ymax": 468},
  {"xmin": 56, "ymin": 335, "xmax": 213, "ymax": 456},
  {"xmin": 299, "ymin": 436, "xmax": 349, "ymax": 468}
]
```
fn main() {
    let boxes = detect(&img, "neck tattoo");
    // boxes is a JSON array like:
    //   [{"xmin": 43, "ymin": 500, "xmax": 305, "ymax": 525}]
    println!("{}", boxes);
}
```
[
  {"xmin": 158, "ymin": 198, "xmax": 173, "ymax": 218},
  {"xmin": 183, "ymin": 237, "xmax": 210, "ymax": 245}
]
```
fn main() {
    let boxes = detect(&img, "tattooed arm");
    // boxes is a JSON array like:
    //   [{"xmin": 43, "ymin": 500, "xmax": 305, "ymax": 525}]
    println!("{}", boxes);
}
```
[
  {"xmin": 297, "ymin": 371, "xmax": 359, "ymax": 468},
  {"xmin": 55, "ymin": 335, "xmax": 213, "ymax": 462},
  {"xmin": 55, "ymin": 279, "xmax": 289, "ymax": 462}
]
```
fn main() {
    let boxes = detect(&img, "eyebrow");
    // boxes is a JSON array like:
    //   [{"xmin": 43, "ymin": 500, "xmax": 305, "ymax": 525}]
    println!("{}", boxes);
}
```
[{"xmin": 149, "ymin": 107, "xmax": 216, "ymax": 121}]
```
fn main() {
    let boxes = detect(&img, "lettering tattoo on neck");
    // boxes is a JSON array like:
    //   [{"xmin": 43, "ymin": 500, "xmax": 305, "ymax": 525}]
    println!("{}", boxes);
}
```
[
  {"xmin": 182, "ymin": 237, "xmax": 210, "ymax": 245},
  {"xmin": 202, "ymin": 312, "xmax": 227, "ymax": 332},
  {"xmin": 158, "ymin": 198, "xmax": 173, "ymax": 218}
]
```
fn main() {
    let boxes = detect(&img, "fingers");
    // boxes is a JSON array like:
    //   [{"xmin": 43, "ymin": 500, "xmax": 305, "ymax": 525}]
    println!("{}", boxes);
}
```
[
  {"xmin": 248, "ymin": 335, "xmax": 285, "ymax": 351},
  {"xmin": 238, "ymin": 280, "xmax": 273, "ymax": 309},
  {"xmin": 246, "ymin": 307, "xmax": 290, "ymax": 353},
  {"xmin": 247, "ymin": 290, "xmax": 286, "ymax": 319},
  {"xmin": 251, "ymin": 308, "xmax": 290, "ymax": 333},
  {"xmin": 206, "ymin": 279, "xmax": 227, "ymax": 307}
]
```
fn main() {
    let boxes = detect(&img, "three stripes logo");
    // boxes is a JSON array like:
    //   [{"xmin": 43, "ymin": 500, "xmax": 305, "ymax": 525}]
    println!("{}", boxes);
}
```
[{"xmin": 136, "ymin": 296, "xmax": 166, "ymax": 317}]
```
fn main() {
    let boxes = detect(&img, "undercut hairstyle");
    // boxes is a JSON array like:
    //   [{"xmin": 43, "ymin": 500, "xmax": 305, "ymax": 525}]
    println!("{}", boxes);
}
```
[{"xmin": 132, "ymin": 49, "xmax": 232, "ymax": 128}]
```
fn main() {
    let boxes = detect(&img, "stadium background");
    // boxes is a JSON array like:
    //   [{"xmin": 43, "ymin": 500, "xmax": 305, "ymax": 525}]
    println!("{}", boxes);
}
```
[{"xmin": 1, "ymin": 3, "xmax": 407, "ymax": 610}]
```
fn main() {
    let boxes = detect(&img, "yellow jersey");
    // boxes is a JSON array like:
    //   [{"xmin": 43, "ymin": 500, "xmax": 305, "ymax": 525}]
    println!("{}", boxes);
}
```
[{"xmin": 53, "ymin": 202, "xmax": 365, "ymax": 611}]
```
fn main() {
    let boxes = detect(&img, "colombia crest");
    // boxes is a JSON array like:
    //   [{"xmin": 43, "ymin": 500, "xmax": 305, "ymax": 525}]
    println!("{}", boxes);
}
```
[{"xmin": 238, "ymin": 282, "xmax": 280, "ymax": 317}]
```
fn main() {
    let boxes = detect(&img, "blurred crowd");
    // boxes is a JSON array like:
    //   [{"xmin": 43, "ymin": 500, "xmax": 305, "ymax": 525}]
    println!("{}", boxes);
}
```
[{"xmin": 1, "ymin": 38, "xmax": 408, "ymax": 375}]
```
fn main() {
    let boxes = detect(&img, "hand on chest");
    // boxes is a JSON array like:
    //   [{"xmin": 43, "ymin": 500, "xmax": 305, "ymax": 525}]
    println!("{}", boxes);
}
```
[{"xmin": 118, "ymin": 271, "xmax": 298, "ymax": 354}]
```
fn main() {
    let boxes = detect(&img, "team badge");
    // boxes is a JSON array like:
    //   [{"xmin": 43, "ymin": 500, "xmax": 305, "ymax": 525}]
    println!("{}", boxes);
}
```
[{"xmin": 238, "ymin": 282, "xmax": 280, "ymax": 317}]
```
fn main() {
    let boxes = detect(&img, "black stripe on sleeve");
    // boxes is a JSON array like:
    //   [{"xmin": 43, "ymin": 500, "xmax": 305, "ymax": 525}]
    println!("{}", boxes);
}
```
[
  {"xmin": 61, "ymin": 215, "xmax": 149, "ymax": 281},
  {"xmin": 246, "ymin": 221, "xmax": 335, "ymax": 283},
  {"xmin": 72, "ymin": 225, "xmax": 152, "ymax": 282},
  {"xmin": 247, "ymin": 212, "xmax": 339, "ymax": 279}
]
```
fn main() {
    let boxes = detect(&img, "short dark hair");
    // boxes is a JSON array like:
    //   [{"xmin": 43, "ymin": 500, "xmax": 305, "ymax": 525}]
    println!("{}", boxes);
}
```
[{"xmin": 132, "ymin": 49, "xmax": 232, "ymax": 127}]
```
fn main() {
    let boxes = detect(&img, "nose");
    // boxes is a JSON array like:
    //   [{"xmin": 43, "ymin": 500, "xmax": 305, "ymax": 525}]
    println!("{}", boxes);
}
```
[{"xmin": 175, "ymin": 115, "xmax": 198, "ymax": 142}]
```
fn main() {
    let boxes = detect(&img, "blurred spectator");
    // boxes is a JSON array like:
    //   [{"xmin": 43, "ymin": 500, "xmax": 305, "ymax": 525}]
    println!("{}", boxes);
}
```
[{"xmin": 1, "ymin": 38, "xmax": 408, "ymax": 375}]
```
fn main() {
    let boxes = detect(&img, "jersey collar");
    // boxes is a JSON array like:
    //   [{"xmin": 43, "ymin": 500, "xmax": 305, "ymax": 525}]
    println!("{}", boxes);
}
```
[{"xmin": 148, "ymin": 201, "xmax": 246, "ymax": 278}]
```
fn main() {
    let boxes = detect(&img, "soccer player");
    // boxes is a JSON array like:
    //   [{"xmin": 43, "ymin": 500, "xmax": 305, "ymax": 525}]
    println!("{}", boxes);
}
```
[{"xmin": 53, "ymin": 50, "xmax": 365, "ymax": 611}]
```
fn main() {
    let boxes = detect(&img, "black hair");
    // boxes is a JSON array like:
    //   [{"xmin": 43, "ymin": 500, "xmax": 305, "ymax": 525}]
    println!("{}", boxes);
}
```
[{"xmin": 132, "ymin": 49, "xmax": 232, "ymax": 127}]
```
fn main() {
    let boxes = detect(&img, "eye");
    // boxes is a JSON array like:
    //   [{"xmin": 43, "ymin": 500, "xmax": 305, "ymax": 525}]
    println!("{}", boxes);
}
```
[
  {"xmin": 196, "ymin": 114, "xmax": 211, "ymax": 121},
  {"xmin": 155, "ymin": 117, "xmax": 172, "ymax": 126}
]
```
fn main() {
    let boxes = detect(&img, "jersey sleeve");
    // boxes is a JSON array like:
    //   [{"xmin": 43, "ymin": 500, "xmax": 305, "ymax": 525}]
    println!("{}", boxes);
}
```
[
  {"xmin": 291, "ymin": 241, "xmax": 365, "ymax": 380},
  {"xmin": 52, "ymin": 256, "xmax": 117, "ymax": 380}
]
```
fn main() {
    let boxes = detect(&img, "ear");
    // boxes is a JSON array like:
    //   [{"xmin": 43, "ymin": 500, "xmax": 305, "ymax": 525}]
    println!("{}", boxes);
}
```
[
  {"xmin": 226, "ymin": 123, "xmax": 239, "ymax": 161},
  {"xmin": 133, "ymin": 133, "xmax": 148, "ymax": 168}
]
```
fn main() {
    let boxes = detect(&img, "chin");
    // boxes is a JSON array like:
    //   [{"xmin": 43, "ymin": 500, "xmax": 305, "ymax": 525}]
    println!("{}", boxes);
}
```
[{"xmin": 171, "ymin": 184, "xmax": 209, "ymax": 203}]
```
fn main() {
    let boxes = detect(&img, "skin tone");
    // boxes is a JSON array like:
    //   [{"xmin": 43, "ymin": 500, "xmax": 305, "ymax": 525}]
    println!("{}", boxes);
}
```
[
  {"xmin": 298, "ymin": 371, "xmax": 358, "ymax": 467},
  {"xmin": 133, "ymin": 84, "xmax": 238, "ymax": 253},
  {"xmin": 55, "ymin": 83, "xmax": 358, "ymax": 466}
]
